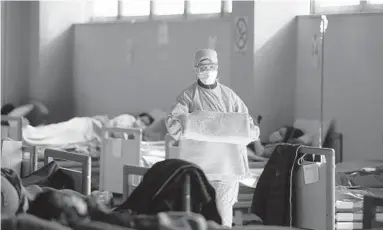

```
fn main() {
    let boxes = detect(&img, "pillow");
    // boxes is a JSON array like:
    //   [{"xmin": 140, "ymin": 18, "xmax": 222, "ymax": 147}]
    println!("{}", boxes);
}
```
[
  {"xmin": 294, "ymin": 119, "xmax": 332, "ymax": 146},
  {"xmin": 297, "ymin": 133, "xmax": 313, "ymax": 146}
]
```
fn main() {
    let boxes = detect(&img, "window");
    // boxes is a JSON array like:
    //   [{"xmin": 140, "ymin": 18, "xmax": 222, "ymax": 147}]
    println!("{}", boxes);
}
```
[
  {"xmin": 225, "ymin": 0, "xmax": 232, "ymax": 13},
  {"xmin": 316, "ymin": 0, "xmax": 359, "ymax": 7},
  {"xmin": 121, "ymin": 0, "xmax": 150, "ymax": 17},
  {"xmin": 90, "ymin": 0, "xmax": 232, "ymax": 21},
  {"xmin": 313, "ymin": 0, "xmax": 383, "ymax": 14},
  {"xmin": 368, "ymin": 0, "xmax": 383, "ymax": 4},
  {"xmin": 92, "ymin": 0, "xmax": 118, "ymax": 18},
  {"xmin": 189, "ymin": 0, "xmax": 222, "ymax": 14},
  {"xmin": 154, "ymin": 0, "xmax": 184, "ymax": 16}
]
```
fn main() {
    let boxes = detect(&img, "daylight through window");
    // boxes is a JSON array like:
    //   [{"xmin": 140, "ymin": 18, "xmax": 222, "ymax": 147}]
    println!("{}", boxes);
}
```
[
  {"xmin": 189, "ymin": 0, "xmax": 222, "ymax": 14},
  {"xmin": 154, "ymin": 0, "xmax": 185, "ymax": 15},
  {"xmin": 93, "ymin": 0, "xmax": 118, "ymax": 18},
  {"xmin": 121, "ymin": 0, "xmax": 151, "ymax": 16}
]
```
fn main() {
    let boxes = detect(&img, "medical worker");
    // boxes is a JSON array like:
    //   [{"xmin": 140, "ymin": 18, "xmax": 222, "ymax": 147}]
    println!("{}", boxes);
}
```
[{"xmin": 165, "ymin": 49, "xmax": 260, "ymax": 227}]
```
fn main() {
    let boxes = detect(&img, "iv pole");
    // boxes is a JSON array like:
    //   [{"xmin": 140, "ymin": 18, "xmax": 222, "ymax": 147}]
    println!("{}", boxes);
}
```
[{"xmin": 319, "ymin": 15, "xmax": 328, "ymax": 148}]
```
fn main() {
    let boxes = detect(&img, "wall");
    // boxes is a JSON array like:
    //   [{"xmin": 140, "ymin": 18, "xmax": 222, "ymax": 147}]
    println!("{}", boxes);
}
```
[
  {"xmin": 296, "ymin": 14, "xmax": 383, "ymax": 161},
  {"xmin": 1, "ymin": 1, "xmax": 88, "ymax": 122},
  {"xmin": 73, "ymin": 0, "xmax": 310, "ymax": 136},
  {"xmin": 1, "ymin": 1, "xmax": 3, "ymax": 104},
  {"xmin": 252, "ymin": 0, "xmax": 309, "ymax": 140},
  {"xmin": 73, "ymin": 18, "xmax": 232, "ymax": 117},
  {"xmin": 230, "ymin": 1, "xmax": 255, "ymax": 116},
  {"xmin": 2, "ymin": 0, "xmax": 309, "ymax": 134},
  {"xmin": 30, "ymin": 1, "xmax": 89, "ymax": 122},
  {"xmin": 1, "ymin": 1, "xmax": 31, "ymax": 105}
]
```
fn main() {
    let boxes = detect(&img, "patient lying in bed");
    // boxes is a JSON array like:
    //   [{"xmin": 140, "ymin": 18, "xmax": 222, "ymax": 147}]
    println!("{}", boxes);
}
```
[
  {"xmin": 15, "ymin": 112, "xmax": 165, "ymax": 157},
  {"xmin": 248, "ymin": 126, "xmax": 310, "ymax": 158}
]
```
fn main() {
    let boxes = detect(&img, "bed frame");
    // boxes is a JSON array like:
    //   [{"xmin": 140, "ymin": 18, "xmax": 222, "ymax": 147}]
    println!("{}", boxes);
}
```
[
  {"xmin": 99, "ymin": 127, "xmax": 143, "ymax": 194},
  {"xmin": 294, "ymin": 146, "xmax": 335, "ymax": 230},
  {"xmin": 233, "ymin": 130, "xmax": 342, "ymax": 227},
  {"xmin": 20, "ymin": 145, "xmax": 38, "ymax": 176},
  {"xmin": 1, "ymin": 115, "xmax": 23, "ymax": 141},
  {"xmin": 1, "ymin": 116, "xmax": 94, "ymax": 183},
  {"xmin": 123, "ymin": 146, "xmax": 335, "ymax": 230},
  {"xmin": 0, "ymin": 141, "xmax": 91, "ymax": 195},
  {"xmin": 100, "ymin": 128, "xmax": 178, "ymax": 195},
  {"xmin": 233, "ymin": 162, "xmax": 266, "ymax": 226},
  {"xmin": 43, "ymin": 149, "xmax": 92, "ymax": 195},
  {"xmin": 1, "ymin": 116, "xmax": 39, "ymax": 177},
  {"xmin": 363, "ymin": 195, "xmax": 383, "ymax": 229}
]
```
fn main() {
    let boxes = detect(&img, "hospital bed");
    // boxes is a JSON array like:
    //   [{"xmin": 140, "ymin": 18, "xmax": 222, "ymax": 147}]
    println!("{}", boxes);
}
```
[
  {"xmin": 1, "ymin": 115, "xmax": 165, "ymax": 192},
  {"xmin": 231, "ymin": 123, "xmax": 342, "ymax": 226},
  {"xmin": 123, "ymin": 145, "xmax": 336, "ymax": 230},
  {"xmin": 1, "ymin": 115, "xmax": 23, "ymax": 141},
  {"xmin": 99, "ymin": 127, "xmax": 171, "ymax": 194},
  {"xmin": 1, "ymin": 115, "xmax": 98, "ymax": 184},
  {"xmin": 163, "ymin": 124, "xmax": 342, "ymax": 227},
  {"xmin": 31, "ymin": 126, "xmax": 167, "ymax": 193},
  {"xmin": 100, "ymin": 119, "xmax": 343, "ymax": 200},
  {"xmin": 123, "ymin": 130, "xmax": 338, "ymax": 229},
  {"xmin": 1, "ymin": 116, "xmax": 38, "ymax": 177},
  {"xmin": 42, "ymin": 148, "xmax": 92, "ymax": 195}
]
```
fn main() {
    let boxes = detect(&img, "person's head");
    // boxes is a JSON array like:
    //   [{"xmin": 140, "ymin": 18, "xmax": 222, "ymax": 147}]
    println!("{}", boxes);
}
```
[
  {"xmin": 268, "ymin": 126, "xmax": 304, "ymax": 143},
  {"xmin": 194, "ymin": 49, "xmax": 219, "ymax": 85},
  {"xmin": 137, "ymin": 113, "xmax": 155, "ymax": 127},
  {"xmin": 1, "ymin": 104, "xmax": 15, "ymax": 115}
]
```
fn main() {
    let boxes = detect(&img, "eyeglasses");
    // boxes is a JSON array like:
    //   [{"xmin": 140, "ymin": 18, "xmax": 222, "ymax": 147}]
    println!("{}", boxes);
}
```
[{"xmin": 195, "ymin": 64, "xmax": 218, "ymax": 73}]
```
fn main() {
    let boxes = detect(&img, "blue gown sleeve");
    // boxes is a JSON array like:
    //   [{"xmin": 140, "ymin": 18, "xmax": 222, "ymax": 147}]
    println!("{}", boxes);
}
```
[{"xmin": 165, "ymin": 92, "xmax": 190, "ymax": 141}]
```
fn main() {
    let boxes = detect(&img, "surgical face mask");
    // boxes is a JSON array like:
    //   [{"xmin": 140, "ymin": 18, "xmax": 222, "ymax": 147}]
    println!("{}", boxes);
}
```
[
  {"xmin": 197, "ymin": 70, "xmax": 218, "ymax": 85},
  {"xmin": 269, "ymin": 131, "xmax": 283, "ymax": 143}
]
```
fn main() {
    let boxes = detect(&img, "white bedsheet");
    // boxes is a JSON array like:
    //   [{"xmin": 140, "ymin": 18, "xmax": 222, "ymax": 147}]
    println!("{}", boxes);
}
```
[
  {"xmin": 22, "ymin": 117, "xmax": 103, "ymax": 151},
  {"xmin": 140, "ymin": 141, "xmax": 166, "ymax": 167},
  {"xmin": 20, "ymin": 114, "xmax": 143, "ymax": 157}
]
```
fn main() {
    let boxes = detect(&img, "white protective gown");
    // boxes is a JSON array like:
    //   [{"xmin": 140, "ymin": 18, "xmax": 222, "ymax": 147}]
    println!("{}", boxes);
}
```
[{"xmin": 166, "ymin": 80, "xmax": 259, "ymax": 181}]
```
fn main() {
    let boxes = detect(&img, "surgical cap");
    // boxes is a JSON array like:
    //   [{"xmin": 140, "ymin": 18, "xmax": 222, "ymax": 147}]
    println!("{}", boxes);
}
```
[{"xmin": 194, "ymin": 49, "xmax": 218, "ymax": 66}]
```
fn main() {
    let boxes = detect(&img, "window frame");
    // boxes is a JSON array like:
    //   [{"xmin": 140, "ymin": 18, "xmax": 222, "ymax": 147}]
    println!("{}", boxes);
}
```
[
  {"xmin": 311, "ymin": 0, "xmax": 383, "ymax": 15},
  {"xmin": 90, "ymin": 0, "xmax": 232, "ymax": 23},
  {"xmin": 91, "ymin": 0, "xmax": 121, "ymax": 22}
]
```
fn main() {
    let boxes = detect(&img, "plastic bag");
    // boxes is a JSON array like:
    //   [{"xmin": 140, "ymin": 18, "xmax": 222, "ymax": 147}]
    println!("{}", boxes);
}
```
[{"xmin": 182, "ymin": 111, "xmax": 252, "ymax": 145}]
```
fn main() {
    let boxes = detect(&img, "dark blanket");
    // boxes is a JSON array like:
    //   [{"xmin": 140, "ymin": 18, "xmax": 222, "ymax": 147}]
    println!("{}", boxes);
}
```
[
  {"xmin": 22, "ymin": 161, "xmax": 75, "ymax": 190},
  {"xmin": 116, "ymin": 159, "xmax": 222, "ymax": 224},
  {"xmin": 251, "ymin": 144, "xmax": 301, "ymax": 226},
  {"xmin": 336, "ymin": 165, "xmax": 383, "ymax": 188},
  {"xmin": 1, "ymin": 214, "xmax": 71, "ymax": 230}
]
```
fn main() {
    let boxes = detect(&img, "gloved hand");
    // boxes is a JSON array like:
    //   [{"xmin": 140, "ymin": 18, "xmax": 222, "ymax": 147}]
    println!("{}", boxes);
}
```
[{"xmin": 250, "ymin": 124, "xmax": 260, "ymax": 141}]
